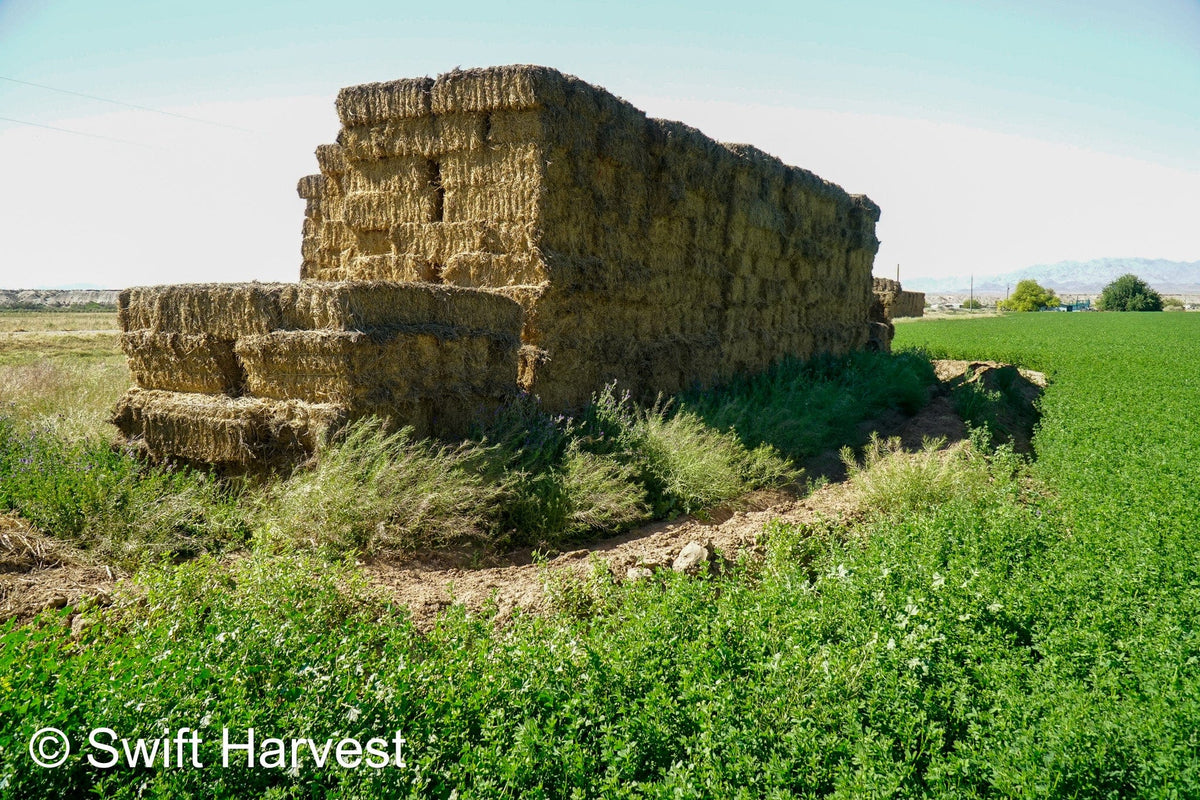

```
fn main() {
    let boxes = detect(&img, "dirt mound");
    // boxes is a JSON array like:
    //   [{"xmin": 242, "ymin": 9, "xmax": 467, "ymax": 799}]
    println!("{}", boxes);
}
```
[{"xmin": 934, "ymin": 360, "xmax": 1046, "ymax": 453}]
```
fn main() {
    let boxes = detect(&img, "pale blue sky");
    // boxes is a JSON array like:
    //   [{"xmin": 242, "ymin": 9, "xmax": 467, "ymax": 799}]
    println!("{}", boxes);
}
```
[{"xmin": 1, "ymin": 0, "xmax": 1196, "ymax": 287}]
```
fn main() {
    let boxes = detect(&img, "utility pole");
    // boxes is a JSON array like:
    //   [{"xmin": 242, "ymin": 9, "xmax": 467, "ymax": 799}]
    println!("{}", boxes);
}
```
[
  {"xmin": 969, "ymin": 274, "xmax": 974, "ymax": 310},
  {"xmin": 896, "ymin": 264, "xmax": 900, "ymax": 282}
]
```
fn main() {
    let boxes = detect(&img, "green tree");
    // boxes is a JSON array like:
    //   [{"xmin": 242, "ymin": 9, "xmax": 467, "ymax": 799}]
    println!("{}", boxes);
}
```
[
  {"xmin": 998, "ymin": 279, "xmax": 1060, "ymax": 312},
  {"xmin": 1098, "ymin": 273, "xmax": 1163, "ymax": 311}
]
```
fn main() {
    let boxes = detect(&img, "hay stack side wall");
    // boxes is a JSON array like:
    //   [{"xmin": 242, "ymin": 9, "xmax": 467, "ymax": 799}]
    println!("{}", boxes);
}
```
[
  {"xmin": 892, "ymin": 290, "xmax": 926, "ymax": 318},
  {"xmin": 299, "ymin": 66, "xmax": 881, "ymax": 409}
]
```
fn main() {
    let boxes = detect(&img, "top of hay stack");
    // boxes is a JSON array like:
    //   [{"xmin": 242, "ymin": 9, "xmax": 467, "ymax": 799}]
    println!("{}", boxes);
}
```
[{"xmin": 330, "ymin": 64, "xmax": 878, "ymax": 215}]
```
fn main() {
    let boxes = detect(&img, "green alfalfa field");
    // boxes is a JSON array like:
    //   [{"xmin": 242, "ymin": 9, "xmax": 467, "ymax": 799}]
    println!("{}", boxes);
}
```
[{"xmin": 1, "ymin": 310, "xmax": 1198, "ymax": 797}]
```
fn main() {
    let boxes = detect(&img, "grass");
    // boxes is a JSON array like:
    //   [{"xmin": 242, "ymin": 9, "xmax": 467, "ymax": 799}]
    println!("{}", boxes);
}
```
[
  {"xmin": 16, "ymin": 311, "xmax": 1200, "ymax": 795},
  {"xmin": 0, "ymin": 416, "xmax": 249, "ymax": 569},
  {"xmin": 0, "ymin": 309, "xmax": 119, "ymax": 332},
  {"xmin": 254, "ymin": 421, "xmax": 506, "ymax": 557},
  {"xmin": 841, "ymin": 432, "xmax": 992, "ymax": 516},
  {"xmin": 0, "ymin": 438, "xmax": 1049, "ymax": 798},
  {"xmin": 0, "ymin": 360, "xmax": 129, "ymax": 441}
]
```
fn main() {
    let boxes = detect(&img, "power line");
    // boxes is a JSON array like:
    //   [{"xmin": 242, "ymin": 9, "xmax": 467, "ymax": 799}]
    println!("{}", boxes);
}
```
[
  {"xmin": 0, "ymin": 75, "xmax": 251, "ymax": 132},
  {"xmin": 0, "ymin": 115, "xmax": 153, "ymax": 148}
]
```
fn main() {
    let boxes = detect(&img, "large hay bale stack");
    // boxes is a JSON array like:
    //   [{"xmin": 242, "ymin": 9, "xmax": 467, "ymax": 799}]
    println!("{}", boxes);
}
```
[
  {"xmin": 115, "ymin": 65, "xmax": 886, "ymax": 471},
  {"xmin": 113, "ymin": 282, "xmax": 522, "ymax": 470},
  {"xmin": 298, "ymin": 65, "xmax": 881, "ymax": 409}
]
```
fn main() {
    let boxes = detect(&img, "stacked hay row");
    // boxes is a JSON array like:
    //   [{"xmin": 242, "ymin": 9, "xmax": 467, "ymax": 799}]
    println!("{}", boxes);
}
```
[
  {"xmin": 114, "ymin": 282, "xmax": 522, "ymax": 470},
  {"xmin": 871, "ymin": 278, "xmax": 925, "ymax": 319},
  {"xmin": 297, "ymin": 65, "xmax": 881, "ymax": 411}
]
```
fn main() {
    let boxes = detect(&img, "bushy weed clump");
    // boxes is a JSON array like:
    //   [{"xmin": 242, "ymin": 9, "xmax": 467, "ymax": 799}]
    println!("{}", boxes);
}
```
[
  {"xmin": 576, "ymin": 386, "xmax": 797, "ymax": 517},
  {"xmin": 255, "ymin": 421, "xmax": 505, "ymax": 557},
  {"xmin": 0, "ymin": 416, "xmax": 247, "ymax": 568},
  {"xmin": 0, "ymin": 349, "xmax": 932, "ymax": 562},
  {"xmin": 840, "ymin": 432, "xmax": 1002, "ymax": 517},
  {"xmin": 255, "ymin": 386, "xmax": 797, "ymax": 556}
]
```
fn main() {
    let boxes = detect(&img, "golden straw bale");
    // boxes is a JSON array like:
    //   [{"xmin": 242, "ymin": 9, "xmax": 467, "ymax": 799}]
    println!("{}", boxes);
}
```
[
  {"xmin": 388, "ymin": 221, "xmax": 538, "ymax": 264},
  {"xmin": 121, "ymin": 332, "xmax": 242, "ymax": 394},
  {"xmin": 439, "ymin": 144, "xmax": 543, "ymax": 188},
  {"xmin": 342, "ymin": 156, "xmax": 430, "ymax": 195},
  {"xmin": 336, "ymin": 77, "xmax": 433, "ymax": 126},
  {"xmin": 111, "ymin": 388, "xmax": 348, "ymax": 469},
  {"xmin": 279, "ymin": 281, "xmax": 524, "ymax": 335},
  {"xmin": 118, "ymin": 284, "xmax": 286, "ymax": 338},
  {"xmin": 430, "ymin": 65, "xmax": 574, "ymax": 114},
  {"xmin": 345, "ymin": 254, "xmax": 435, "ymax": 283},
  {"xmin": 443, "ymin": 184, "xmax": 538, "ymax": 225},
  {"xmin": 315, "ymin": 143, "xmax": 348, "ymax": 177},
  {"xmin": 296, "ymin": 174, "xmax": 328, "ymax": 200},
  {"xmin": 350, "ymin": 228, "xmax": 392, "ymax": 257},
  {"xmin": 337, "ymin": 113, "xmax": 487, "ymax": 160},
  {"xmin": 236, "ymin": 328, "xmax": 518, "ymax": 405},
  {"xmin": 442, "ymin": 252, "xmax": 547, "ymax": 288},
  {"xmin": 342, "ymin": 191, "xmax": 438, "ymax": 230}
]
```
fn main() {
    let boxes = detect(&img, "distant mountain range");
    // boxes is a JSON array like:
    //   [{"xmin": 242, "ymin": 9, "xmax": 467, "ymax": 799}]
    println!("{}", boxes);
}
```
[
  {"xmin": 904, "ymin": 258, "xmax": 1200, "ymax": 295},
  {"xmin": 0, "ymin": 289, "xmax": 120, "ymax": 308}
]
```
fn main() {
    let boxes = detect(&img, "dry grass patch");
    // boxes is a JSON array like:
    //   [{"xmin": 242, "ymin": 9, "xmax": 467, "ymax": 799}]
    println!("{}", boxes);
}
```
[
  {"xmin": 0, "ymin": 310, "xmax": 118, "ymax": 333},
  {"xmin": 0, "ymin": 360, "xmax": 129, "ymax": 441}
]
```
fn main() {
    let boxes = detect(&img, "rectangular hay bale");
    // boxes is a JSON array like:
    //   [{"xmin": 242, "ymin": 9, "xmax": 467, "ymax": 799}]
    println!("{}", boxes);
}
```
[
  {"xmin": 279, "ymin": 281, "xmax": 525, "ymax": 335},
  {"xmin": 430, "ymin": 65, "xmax": 572, "ymax": 114},
  {"xmin": 111, "ymin": 388, "xmax": 348, "ymax": 469},
  {"xmin": 336, "ymin": 77, "xmax": 433, "ymax": 126},
  {"xmin": 120, "ymin": 331, "xmax": 242, "ymax": 394},
  {"xmin": 236, "ymin": 329, "xmax": 519, "ymax": 405},
  {"xmin": 342, "ymin": 190, "xmax": 439, "ymax": 229},
  {"xmin": 118, "ymin": 284, "xmax": 286, "ymax": 338},
  {"xmin": 337, "ymin": 114, "xmax": 487, "ymax": 160}
]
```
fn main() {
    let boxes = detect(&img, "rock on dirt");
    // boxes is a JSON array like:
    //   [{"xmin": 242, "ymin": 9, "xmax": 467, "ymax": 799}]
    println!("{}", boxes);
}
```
[{"xmin": 672, "ymin": 541, "xmax": 712, "ymax": 574}]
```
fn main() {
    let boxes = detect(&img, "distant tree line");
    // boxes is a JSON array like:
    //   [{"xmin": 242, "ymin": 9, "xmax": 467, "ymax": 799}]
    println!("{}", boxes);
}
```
[{"xmin": 996, "ymin": 274, "xmax": 1171, "ymax": 313}]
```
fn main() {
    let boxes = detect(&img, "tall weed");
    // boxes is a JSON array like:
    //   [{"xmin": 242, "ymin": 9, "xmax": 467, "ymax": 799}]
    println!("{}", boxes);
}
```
[{"xmin": 256, "ymin": 420, "xmax": 502, "ymax": 556}]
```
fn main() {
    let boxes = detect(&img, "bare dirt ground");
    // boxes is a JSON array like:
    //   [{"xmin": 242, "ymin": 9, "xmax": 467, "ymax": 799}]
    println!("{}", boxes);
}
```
[
  {"xmin": 0, "ymin": 515, "xmax": 119, "ymax": 626},
  {"xmin": 2, "ymin": 360, "xmax": 1044, "ymax": 631}
]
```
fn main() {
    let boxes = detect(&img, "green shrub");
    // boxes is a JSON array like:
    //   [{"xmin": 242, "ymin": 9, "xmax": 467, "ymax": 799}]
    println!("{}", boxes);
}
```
[
  {"xmin": 997, "ymin": 279, "xmax": 1060, "ymax": 312},
  {"xmin": 1097, "ymin": 273, "xmax": 1163, "ymax": 311},
  {"xmin": 578, "ymin": 385, "xmax": 797, "ymax": 517},
  {"xmin": 841, "ymin": 433, "xmax": 991, "ymax": 516}
]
